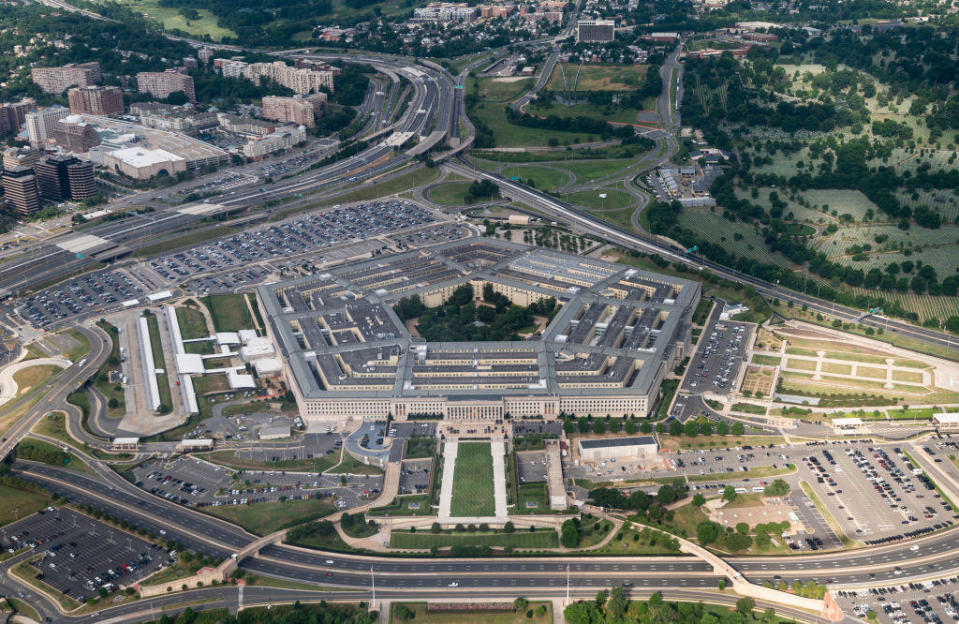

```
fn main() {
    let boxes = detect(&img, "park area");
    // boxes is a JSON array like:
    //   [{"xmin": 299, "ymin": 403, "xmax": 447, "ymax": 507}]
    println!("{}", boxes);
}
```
[{"xmin": 450, "ymin": 442, "xmax": 495, "ymax": 517}]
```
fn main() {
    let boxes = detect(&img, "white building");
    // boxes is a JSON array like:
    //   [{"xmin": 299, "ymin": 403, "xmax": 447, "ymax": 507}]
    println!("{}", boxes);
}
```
[
  {"xmin": 578, "ymin": 436, "xmax": 658, "ymax": 461},
  {"xmin": 25, "ymin": 106, "xmax": 69, "ymax": 146},
  {"xmin": 934, "ymin": 413, "xmax": 959, "ymax": 432}
]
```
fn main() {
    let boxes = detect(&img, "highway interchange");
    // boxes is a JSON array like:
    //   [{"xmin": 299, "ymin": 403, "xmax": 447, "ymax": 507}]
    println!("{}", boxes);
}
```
[{"xmin": 1, "ymin": 10, "xmax": 959, "ymax": 624}]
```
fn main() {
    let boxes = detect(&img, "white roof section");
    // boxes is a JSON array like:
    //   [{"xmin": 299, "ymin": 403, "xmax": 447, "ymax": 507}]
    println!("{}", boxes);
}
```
[
  {"xmin": 253, "ymin": 357, "xmax": 282, "ymax": 375},
  {"xmin": 112, "ymin": 437, "xmax": 140, "ymax": 445},
  {"xmin": 216, "ymin": 332, "xmax": 240, "ymax": 346},
  {"xmin": 178, "ymin": 203, "xmax": 223, "ymax": 216},
  {"xmin": 109, "ymin": 146, "xmax": 184, "ymax": 167},
  {"xmin": 122, "ymin": 299, "xmax": 140, "ymax": 308},
  {"xmin": 831, "ymin": 417, "xmax": 863, "ymax": 426},
  {"xmin": 56, "ymin": 233, "xmax": 110, "ymax": 254},
  {"xmin": 238, "ymin": 329, "xmax": 258, "ymax": 343},
  {"xmin": 934, "ymin": 413, "xmax": 959, "ymax": 424},
  {"xmin": 174, "ymin": 353, "xmax": 205, "ymax": 375},
  {"xmin": 179, "ymin": 438, "xmax": 214, "ymax": 448},
  {"xmin": 147, "ymin": 290, "xmax": 173, "ymax": 302},
  {"xmin": 227, "ymin": 369, "xmax": 256, "ymax": 389}
]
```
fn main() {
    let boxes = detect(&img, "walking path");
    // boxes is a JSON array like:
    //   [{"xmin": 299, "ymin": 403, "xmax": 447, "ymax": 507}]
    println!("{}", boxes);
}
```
[
  {"xmin": 491, "ymin": 439, "xmax": 508, "ymax": 520},
  {"xmin": 437, "ymin": 440, "xmax": 458, "ymax": 520}
]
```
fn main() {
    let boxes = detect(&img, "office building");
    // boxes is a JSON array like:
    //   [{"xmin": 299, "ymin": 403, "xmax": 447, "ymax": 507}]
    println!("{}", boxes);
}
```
[
  {"xmin": 578, "ymin": 436, "xmax": 658, "ymax": 461},
  {"xmin": 31, "ymin": 63, "xmax": 101, "ymax": 94},
  {"xmin": 25, "ymin": 106, "xmax": 69, "ymax": 147},
  {"xmin": 413, "ymin": 2, "xmax": 477, "ymax": 22},
  {"xmin": 1, "ymin": 167, "xmax": 41, "ymax": 216},
  {"xmin": 53, "ymin": 116, "xmax": 100, "ymax": 153},
  {"xmin": 576, "ymin": 19, "xmax": 616, "ymax": 42},
  {"xmin": 66, "ymin": 160, "xmax": 96, "ymax": 200},
  {"xmin": 2, "ymin": 147, "xmax": 40, "ymax": 170},
  {"xmin": 35, "ymin": 155, "xmax": 75, "ymax": 201},
  {"xmin": 136, "ymin": 71, "xmax": 196, "ymax": 103},
  {"xmin": 68, "ymin": 86, "xmax": 124, "ymax": 116},
  {"xmin": 261, "ymin": 95, "xmax": 319, "ymax": 128},
  {"xmin": 257, "ymin": 239, "xmax": 699, "ymax": 423},
  {"xmin": 0, "ymin": 98, "xmax": 36, "ymax": 135}
]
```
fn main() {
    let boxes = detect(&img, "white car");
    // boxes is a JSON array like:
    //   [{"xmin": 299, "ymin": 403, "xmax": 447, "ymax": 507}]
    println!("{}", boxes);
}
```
[
  {"xmin": 325, "ymin": 559, "xmax": 334, "ymax": 565},
  {"xmin": 910, "ymin": 545, "xmax": 920, "ymax": 551},
  {"xmin": 448, "ymin": 582, "xmax": 459, "ymax": 587}
]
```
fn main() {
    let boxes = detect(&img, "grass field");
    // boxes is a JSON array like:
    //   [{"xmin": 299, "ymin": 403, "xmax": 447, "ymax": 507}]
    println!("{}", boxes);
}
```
[
  {"xmin": 391, "ymin": 602, "xmax": 552, "ymax": 624},
  {"xmin": 94, "ymin": 321, "xmax": 126, "ymax": 417},
  {"xmin": 0, "ymin": 483, "xmax": 50, "ymax": 527},
  {"xmin": 102, "ymin": 0, "xmax": 236, "ymax": 39},
  {"xmin": 450, "ymin": 442, "xmax": 495, "ymax": 517},
  {"xmin": 751, "ymin": 354, "xmax": 782, "ymax": 366},
  {"xmin": 564, "ymin": 189, "xmax": 633, "ymax": 211},
  {"xmin": 373, "ymin": 494, "xmax": 432, "ymax": 516},
  {"xmin": 389, "ymin": 529, "xmax": 557, "ymax": 549},
  {"xmin": 13, "ymin": 365, "xmax": 60, "ymax": 393},
  {"xmin": 546, "ymin": 63, "xmax": 648, "ymax": 92},
  {"xmin": 470, "ymin": 102, "xmax": 594, "ymax": 148},
  {"xmin": 204, "ymin": 497, "xmax": 335, "ymax": 535},
  {"xmin": 203, "ymin": 294, "xmax": 254, "ymax": 333},
  {"xmin": 526, "ymin": 100, "xmax": 639, "ymax": 124},
  {"xmin": 144, "ymin": 313, "xmax": 173, "ymax": 412},
  {"xmin": 516, "ymin": 482, "xmax": 548, "ymax": 512},
  {"xmin": 327, "ymin": 166, "xmax": 441, "ymax": 204},
  {"xmin": 427, "ymin": 182, "xmax": 474, "ymax": 205},
  {"xmin": 202, "ymin": 449, "xmax": 340, "ymax": 472},
  {"xmin": 499, "ymin": 165, "xmax": 571, "ymax": 191},
  {"xmin": 176, "ymin": 304, "xmax": 210, "ymax": 340},
  {"xmin": 476, "ymin": 76, "xmax": 533, "ymax": 102}
]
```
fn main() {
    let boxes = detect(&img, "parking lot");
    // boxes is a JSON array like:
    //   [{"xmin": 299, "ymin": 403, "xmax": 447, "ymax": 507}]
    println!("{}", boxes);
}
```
[
  {"xmin": 144, "ymin": 201, "xmax": 438, "ymax": 284},
  {"xmin": 517, "ymin": 451, "xmax": 547, "ymax": 484},
  {"xmin": 132, "ymin": 455, "xmax": 383, "ymax": 511},
  {"xmin": 18, "ymin": 269, "xmax": 145, "ymax": 328},
  {"xmin": 682, "ymin": 314, "xmax": 752, "ymax": 396},
  {"xmin": 1, "ymin": 507, "xmax": 166, "ymax": 604},
  {"xmin": 836, "ymin": 576, "xmax": 959, "ymax": 624},
  {"xmin": 795, "ymin": 445, "xmax": 957, "ymax": 543},
  {"xmin": 399, "ymin": 458, "xmax": 431, "ymax": 495},
  {"xmin": 231, "ymin": 431, "xmax": 342, "ymax": 466}
]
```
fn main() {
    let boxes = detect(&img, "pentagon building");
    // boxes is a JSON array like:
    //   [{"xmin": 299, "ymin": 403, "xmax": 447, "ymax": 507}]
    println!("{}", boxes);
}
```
[{"xmin": 257, "ymin": 239, "xmax": 700, "ymax": 422}]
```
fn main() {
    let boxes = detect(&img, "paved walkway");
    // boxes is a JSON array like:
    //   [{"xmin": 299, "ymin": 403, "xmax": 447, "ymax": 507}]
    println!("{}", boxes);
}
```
[
  {"xmin": 437, "ymin": 440, "xmax": 458, "ymax": 520},
  {"xmin": 491, "ymin": 439, "xmax": 508, "ymax": 519}
]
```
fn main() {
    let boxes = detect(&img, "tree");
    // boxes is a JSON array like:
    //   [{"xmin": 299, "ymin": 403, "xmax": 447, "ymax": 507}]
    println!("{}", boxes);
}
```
[
  {"xmin": 716, "ymin": 421, "xmax": 730, "ymax": 435},
  {"xmin": 640, "ymin": 421, "xmax": 653, "ymax": 434},
  {"xmin": 731, "ymin": 422, "xmax": 745, "ymax": 436},
  {"xmin": 726, "ymin": 532, "xmax": 753, "ymax": 551},
  {"xmin": 764, "ymin": 479, "xmax": 790, "ymax": 496},
  {"xmin": 669, "ymin": 420, "xmax": 684, "ymax": 436},
  {"xmin": 657, "ymin": 484, "xmax": 679, "ymax": 504},
  {"xmin": 692, "ymin": 493, "xmax": 705, "ymax": 506},
  {"xmin": 696, "ymin": 521, "xmax": 722, "ymax": 544},
  {"xmin": 607, "ymin": 586, "xmax": 629, "ymax": 621},
  {"xmin": 723, "ymin": 486, "xmax": 737, "ymax": 502},
  {"xmin": 736, "ymin": 597, "xmax": 756, "ymax": 615},
  {"xmin": 736, "ymin": 522, "xmax": 749, "ymax": 535},
  {"xmin": 394, "ymin": 604, "xmax": 414, "ymax": 620},
  {"xmin": 560, "ymin": 519, "xmax": 579, "ymax": 548},
  {"xmin": 684, "ymin": 420, "xmax": 699, "ymax": 437},
  {"xmin": 514, "ymin": 597, "xmax": 529, "ymax": 611}
]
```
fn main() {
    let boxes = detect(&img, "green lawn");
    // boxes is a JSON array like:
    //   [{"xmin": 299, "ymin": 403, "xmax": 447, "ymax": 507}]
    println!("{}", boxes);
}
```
[
  {"xmin": 144, "ymin": 313, "xmax": 173, "ymax": 412},
  {"xmin": 93, "ymin": 320, "xmax": 126, "ymax": 418},
  {"xmin": 499, "ymin": 166, "xmax": 571, "ymax": 192},
  {"xmin": 202, "ymin": 449, "xmax": 340, "ymax": 472},
  {"xmin": 547, "ymin": 63, "xmax": 648, "ymax": 92},
  {"xmin": 101, "ymin": 0, "xmax": 236, "ymax": 40},
  {"xmin": 751, "ymin": 354, "xmax": 782, "ymax": 366},
  {"xmin": 564, "ymin": 189, "xmax": 633, "ymax": 211},
  {"xmin": 450, "ymin": 442, "xmax": 495, "ymax": 517},
  {"xmin": 176, "ymin": 304, "xmax": 210, "ymax": 340},
  {"xmin": 203, "ymin": 294, "xmax": 254, "ymax": 332},
  {"xmin": 0, "ymin": 483, "xmax": 51, "ymax": 527},
  {"xmin": 526, "ymin": 100, "xmax": 639, "ymax": 124},
  {"xmin": 476, "ymin": 76, "xmax": 534, "ymax": 102},
  {"xmin": 471, "ymin": 102, "xmax": 596, "ymax": 148},
  {"xmin": 404, "ymin": 437, "xmax": 436, "ymax": 459},
  {"xmin": 327, "ymin": 166, "xmax": 441, "ymax": 204},
  {"xmin": 427, "ymin": 182, "xmax": 474, "ymax": 205},
  {"xmin": 372, "ymin": 494, "xmax": 432, "ymax": 516},
  {"xmin": 517, "ymin": 482, "xmax": 548, "ymax": 512},
  {"xmin": 389, "ymin": 529, "xmax": 557, "ymax": 549},
  {"xmin": 559, "ymin": 159, "xmax": 635, "ymax": 182},
  {"xmin": 204, "ymin": 497, "xmax": 336, "ymax": 535}
]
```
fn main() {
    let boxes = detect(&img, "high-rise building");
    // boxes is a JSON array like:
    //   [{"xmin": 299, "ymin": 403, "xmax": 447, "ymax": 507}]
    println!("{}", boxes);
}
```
[
  {"xmin": 136, "ymin": 71, "xmax": 196, "ymax": 103},
  {"xmin": 198, "ymin": 47, "xmax": 215, "ymax": 65},
  {"xmin": 244, "ymin": 62, "xmax": 334, "ymax": 95},
  {"xmin": 35, "ymin": 154, "xmax": 83, "ymax": 201},
  {"xmin": 262, "ymin": 95, "xmax": 318, "ymax": 128},
  {"xmin": 576, "ymin": 19, "xmax": 616, "ymax": 42},
  {"xmin": 2, "ymin": 147, "xmax": 40, "ymax": 170},
  {"xmin": 68, "ymin": 86, "xmax": 124, "ymax": 116},
  {"xmin": 1, "ymin": 167, "xmax": 41, "ymax": 216},
  {"xmin": 25, "ymin": 106, "xmax": 69, "ymax": 146},
  {"xmin": 66, "ymin": 160, "xmax": 96, "ymax": 200},
  {"xmin": 53, "ymin": 116, "xmax": 100, "ymax": 153},
  {"xmin": 0, "ymin": 98, "xmax": 36, "ymax": 135},
  {"xmin": 30, "ymin": 62, "xmax": 102, "ymax": 94}
]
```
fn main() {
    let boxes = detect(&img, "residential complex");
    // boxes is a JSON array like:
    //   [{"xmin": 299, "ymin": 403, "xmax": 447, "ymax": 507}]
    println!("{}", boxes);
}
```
[
  {"xmin": 136, "ymin": 71, "xmax": 197, "ymax": 103},
  {"xmin": 214, "ymin": 59, "xmax": 334, "ymax": 95},
  {"xmin": 68, "ymin": 86, "xmax": 124, "ymax": 116},
  {"xmin": 25, "ymin": 106, "xmax": 69, "ymax": 147},
  {"xmin": 30, "ymin": 62, "xmax": 101, "ymax": 94},
  {"xmin": 261, "ymin": 94, "xmax": 326, "ymax": 128},
  {"xmin": 1, "ymin": 167, "xmax": 41, "ymax": 215},
  {"xmin": 576, "ymin": 19, "xmax": 615, "ymax": 42}
]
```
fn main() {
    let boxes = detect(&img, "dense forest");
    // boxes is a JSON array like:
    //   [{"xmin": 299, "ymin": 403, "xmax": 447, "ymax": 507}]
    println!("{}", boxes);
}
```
[{"xmin": 393, "ymin": 283, "xmax": 558, "ymax": 342}]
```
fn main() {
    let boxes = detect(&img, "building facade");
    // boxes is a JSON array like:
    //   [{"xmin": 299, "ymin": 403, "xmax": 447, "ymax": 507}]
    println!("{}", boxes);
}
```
[
  {"xmin": 30, "ymin": 63, "xmax": 101, "ymax": 94},
  {"xmin": 261, "ymin": 95, "xmax": 318, "ymax": 128},
  {"xmin": 25, "ymin": 106, "xmax": 69, "ymax": 146},
  {"xmin": 53, "ymin": 116, "xmax": 100, "ymax": 153},
  {"xmin": 1, "ymin": 167, "xmax": 41, "ymax": 215},
  {"xmin": 0, "ymin": 98, "xmax": 36, "ymax": 135},
  {"xmin": 576, "ymin": 19, "xmax": 615, "ymax": 42},
  {"xmin": 136, "ymin": 71, "xmax": 197, "ymax": 103},
  {"xmin": 68, "ymin": 86, "xmax": 124, "ymax": 116}
]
